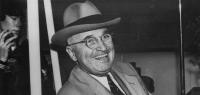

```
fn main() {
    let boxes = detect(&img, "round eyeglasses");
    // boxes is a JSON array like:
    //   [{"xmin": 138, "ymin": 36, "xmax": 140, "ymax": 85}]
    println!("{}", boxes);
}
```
[{"xmin": 67, "ymin": 33, "xmax": 112, "ymax": 49}]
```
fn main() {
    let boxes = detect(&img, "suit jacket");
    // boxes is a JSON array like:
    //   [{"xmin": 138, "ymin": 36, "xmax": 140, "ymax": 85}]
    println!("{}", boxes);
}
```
[{"xmin": 58, "ymin": 61, "xmax": 149, "ymax": 95}]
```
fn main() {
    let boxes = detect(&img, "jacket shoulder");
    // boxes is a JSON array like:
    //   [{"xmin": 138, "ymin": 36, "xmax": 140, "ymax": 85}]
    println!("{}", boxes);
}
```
[
  {"xmin": 113, "ymin": 61, "xmax": 138, "ymax": 75},
  {"xmin": 57, "ymin": 81, "xmax": 82, "ymax": 95}
]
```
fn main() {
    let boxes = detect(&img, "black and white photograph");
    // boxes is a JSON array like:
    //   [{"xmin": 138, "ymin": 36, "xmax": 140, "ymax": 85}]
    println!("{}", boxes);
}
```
[{"xmin": 1, "ymin": 0, "xmax": 200, "ymax": 95}]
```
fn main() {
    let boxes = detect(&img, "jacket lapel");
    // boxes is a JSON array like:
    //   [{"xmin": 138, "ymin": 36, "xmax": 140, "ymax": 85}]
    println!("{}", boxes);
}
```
[
  {"xmin": 111, "ymin": 70, "xmax": 132, "ymax": 95},
  {"xmin": 111, "ymin": 62, "xmax": 148, "ymax": 95}
]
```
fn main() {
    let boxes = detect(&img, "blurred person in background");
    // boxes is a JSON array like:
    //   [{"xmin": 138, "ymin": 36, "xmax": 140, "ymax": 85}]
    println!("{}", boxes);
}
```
[{"xmin": 0, "ymin": 0, "xmax": 29, "ymax": 95}]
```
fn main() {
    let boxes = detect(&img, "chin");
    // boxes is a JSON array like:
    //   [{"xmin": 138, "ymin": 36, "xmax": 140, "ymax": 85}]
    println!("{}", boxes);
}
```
[
  {"xmin": 95, "ymin": 64, "xmax": 113, "ymax": 74},
  {"xmin": 92, "ymin": 69, "xmax": 111, "ymax": 76}
]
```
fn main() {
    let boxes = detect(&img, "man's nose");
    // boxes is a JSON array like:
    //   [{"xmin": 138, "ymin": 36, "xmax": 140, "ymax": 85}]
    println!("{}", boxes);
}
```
[{"xmin": 96, "ymin": 40, "xmax": 107, "ymax": 51}]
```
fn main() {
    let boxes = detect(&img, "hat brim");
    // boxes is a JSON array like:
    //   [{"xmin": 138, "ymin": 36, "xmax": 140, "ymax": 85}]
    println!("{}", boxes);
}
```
[{"xmin": 51, "ymin": 16, "xmax": 121, "ymax": 47}]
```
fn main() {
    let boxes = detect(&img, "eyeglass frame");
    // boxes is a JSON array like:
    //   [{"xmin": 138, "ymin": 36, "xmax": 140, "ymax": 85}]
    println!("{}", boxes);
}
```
[{"xmin": 67, "ymin": 32, "xmax": 113, "ymax": 49}]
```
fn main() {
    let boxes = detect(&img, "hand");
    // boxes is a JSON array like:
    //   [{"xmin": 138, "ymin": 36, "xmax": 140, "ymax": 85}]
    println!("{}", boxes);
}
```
[
  {"xmin": 0, "ymin": 30, "xmax": 17, "ymax": 62},
  {"xmin": 0, "ymin": 63, "xmax": 6, "ymax": 70}
]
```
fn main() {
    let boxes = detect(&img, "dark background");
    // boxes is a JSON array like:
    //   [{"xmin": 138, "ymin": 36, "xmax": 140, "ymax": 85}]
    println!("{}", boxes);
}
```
[
  {"xmin": 2, "ymin": 0, "xmax": 200, "ymax": 52},
  {"xmin": 38, "ymin": 0, "xmax": 200, "ymax": 83},
  {"xmin": 46, "ymin": 0, "xmax": 200, "ymax": 52}
]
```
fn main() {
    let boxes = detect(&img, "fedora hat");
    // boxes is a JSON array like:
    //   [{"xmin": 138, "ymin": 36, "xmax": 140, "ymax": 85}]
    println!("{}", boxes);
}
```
[{"xmin": 51, "ymin": 0, "xmax": 121, "ymax": 47}]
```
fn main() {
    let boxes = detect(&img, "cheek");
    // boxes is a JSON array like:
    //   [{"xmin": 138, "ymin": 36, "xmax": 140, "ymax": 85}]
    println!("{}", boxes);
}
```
[
  {"xmin": 109, "ymin": 49, "xmax": 115, "ymax": 60},
  {"xmin": 108, "ymin": 43, "xmax": 115, "ymax": 59},
  {"xmin": 73, "ymin": 43, "xmax": 115, "ymax": 73},
  {"xmin": 74, "ymin": 47, "xmax": 92, "ymax": 63}
]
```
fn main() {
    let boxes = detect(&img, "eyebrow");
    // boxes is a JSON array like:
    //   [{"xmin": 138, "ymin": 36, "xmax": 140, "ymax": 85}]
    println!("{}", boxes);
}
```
[
  {"xmin": 104, "ymin": 29, "xmax": 110, "ymax": 34},
  {"xmin": 82, "ymin": 35, "xmax": 94, "ymax": 41},
  {"xmin": 82, "ymin": 29, "xmax": 110, "ymax": 40}
]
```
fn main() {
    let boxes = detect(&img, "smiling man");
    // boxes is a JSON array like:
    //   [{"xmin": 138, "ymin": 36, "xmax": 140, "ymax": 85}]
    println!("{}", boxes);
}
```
[
  {"xmin": 66, "ymin": 28, "xmax": 114, "ymax": 76},
  {"xmin": 51, "ymin": 1, "xmax": 150, "ymax": 95}
]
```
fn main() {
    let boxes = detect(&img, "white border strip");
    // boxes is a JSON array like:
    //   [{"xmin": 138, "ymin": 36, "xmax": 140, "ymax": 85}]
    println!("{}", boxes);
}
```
[
  {"xmin": 28, "ymin": 0, "xmax": 42, "ymax": 95},
  {"xmin": 43, "ymin": 0, "xmax": 62, "ymax": 93}
]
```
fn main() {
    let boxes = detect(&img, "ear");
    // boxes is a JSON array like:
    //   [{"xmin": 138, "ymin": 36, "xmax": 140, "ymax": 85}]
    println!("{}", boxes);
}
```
[{"xmin": 66, "ymin": 46, "xmax": 77, "ymax": 61}]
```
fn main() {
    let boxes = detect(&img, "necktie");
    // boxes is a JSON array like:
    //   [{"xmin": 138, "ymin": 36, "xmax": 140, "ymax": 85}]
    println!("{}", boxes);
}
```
[{"xmin": 107, "ymin": 75, "xmax": 125, "ymax": 95}]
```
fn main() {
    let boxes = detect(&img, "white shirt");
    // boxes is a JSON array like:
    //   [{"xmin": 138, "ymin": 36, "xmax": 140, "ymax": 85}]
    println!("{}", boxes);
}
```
[{"xmin": 90, "ymin": 73, "xmax": 126, "ymax": 94}]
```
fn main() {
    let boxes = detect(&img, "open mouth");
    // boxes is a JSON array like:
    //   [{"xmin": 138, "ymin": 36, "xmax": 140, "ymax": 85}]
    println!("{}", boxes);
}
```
[{"xmin": 94, "ymin": 54, "xmax": 108, "ymax": 61}]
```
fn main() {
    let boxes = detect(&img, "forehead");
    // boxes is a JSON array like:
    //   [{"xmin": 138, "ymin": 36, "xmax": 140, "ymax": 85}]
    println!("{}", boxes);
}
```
[
  {"xmin": 68, "ymin": 28, "xmax": 107, "ymax": 43},
  {"xmin": 5, "ymin": 15, "xmax": 20, "ymax": 22},
  {"xmin": 8, "ymin": 16, "xmax": 20, "ymax": 20}
]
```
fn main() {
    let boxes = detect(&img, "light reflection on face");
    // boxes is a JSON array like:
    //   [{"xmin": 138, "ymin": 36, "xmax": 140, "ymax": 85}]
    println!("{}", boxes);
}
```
[
  {"xmin": 1, "ymin": 15, "xmax": 21, "ymax": 35},
  {"xmin": 67, "ymin": 28, "xmax": 115, "ymax": 76},
  {"xmin": 1, "ymin": 15, "xmax": 21, "ymax": 50}
]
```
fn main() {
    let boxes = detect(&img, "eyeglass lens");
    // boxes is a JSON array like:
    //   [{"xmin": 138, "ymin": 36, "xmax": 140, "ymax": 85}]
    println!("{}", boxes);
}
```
[{"xmin": 86, "ymin": 33, "xmax": 112, "ymax": 49}]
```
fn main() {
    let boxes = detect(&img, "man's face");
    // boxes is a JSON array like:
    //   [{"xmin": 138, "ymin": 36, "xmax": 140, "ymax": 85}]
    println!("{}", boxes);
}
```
[{"xmin": 67, "ymin": 28, "xmax": 115, "ymax": 76}]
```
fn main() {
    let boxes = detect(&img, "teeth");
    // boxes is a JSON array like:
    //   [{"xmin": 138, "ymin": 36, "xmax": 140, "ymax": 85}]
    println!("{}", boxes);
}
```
[{"xmin": 95, "ymin": 54, "xmax": 107, "ymax": 59}]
